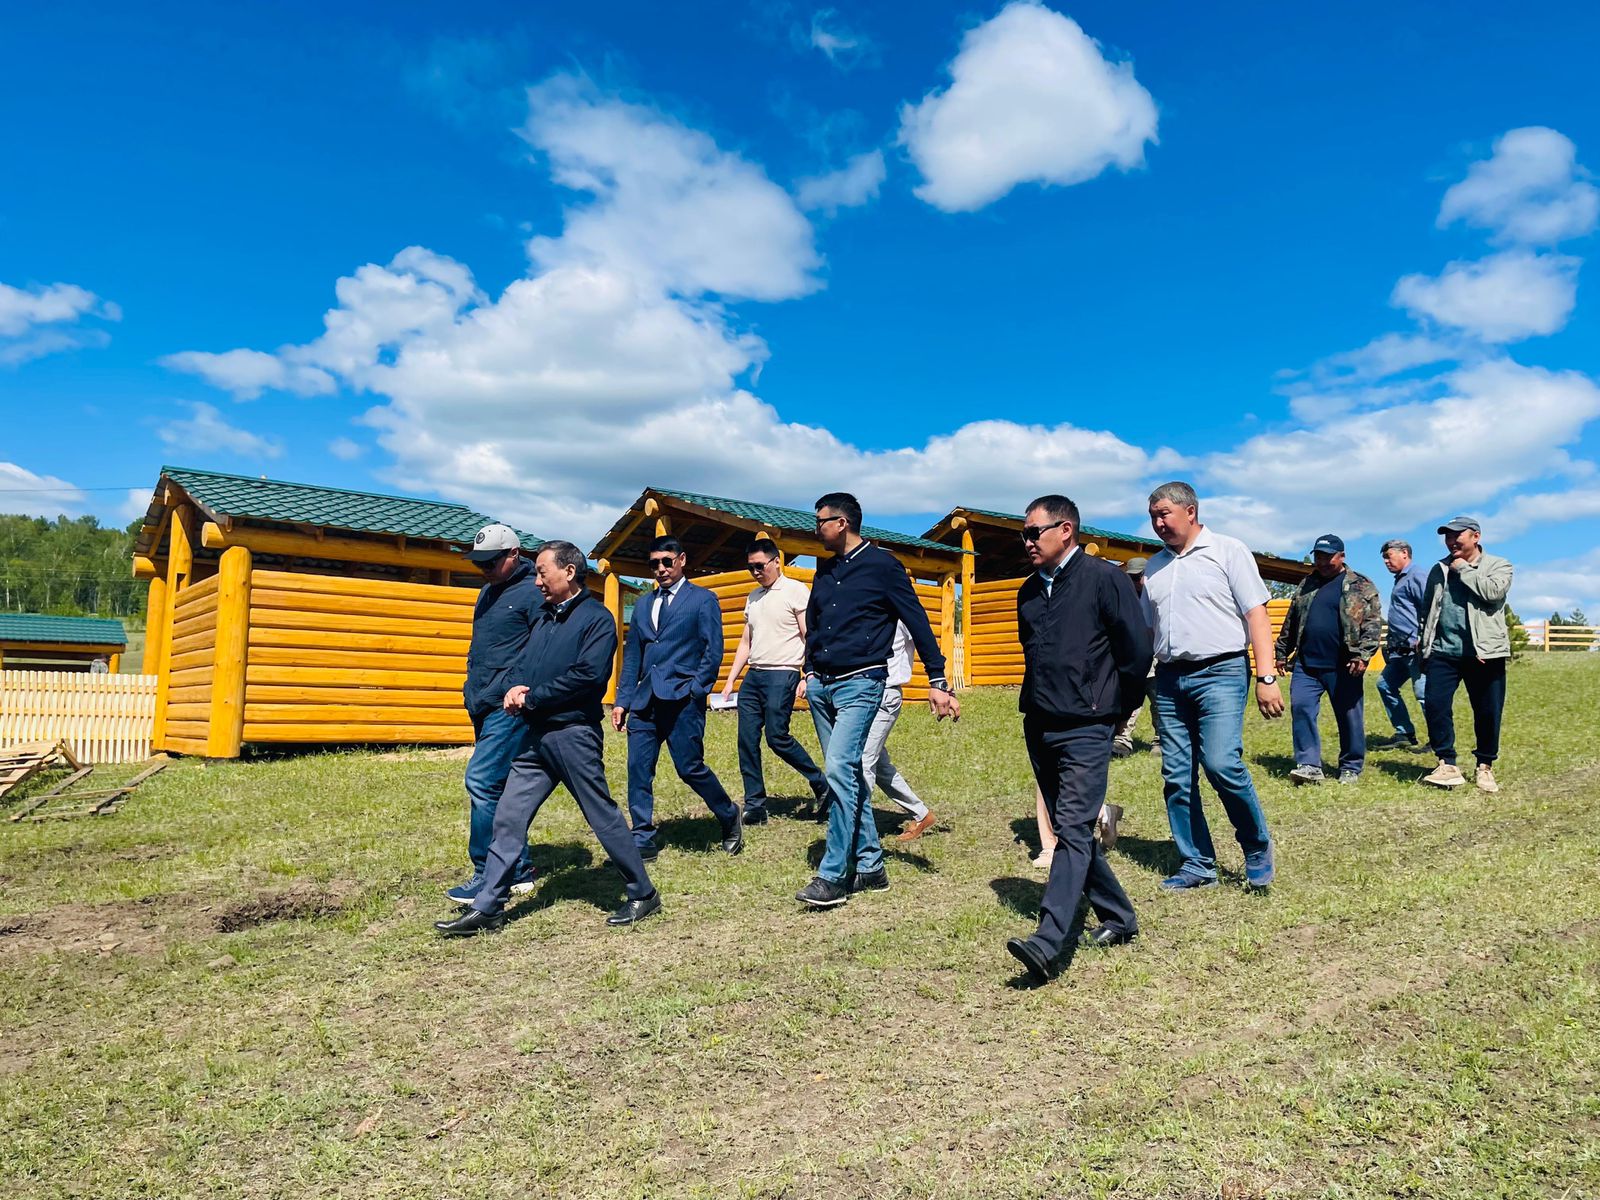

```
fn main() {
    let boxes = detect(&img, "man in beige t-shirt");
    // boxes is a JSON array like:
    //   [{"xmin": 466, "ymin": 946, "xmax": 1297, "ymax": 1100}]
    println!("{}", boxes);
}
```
[{"xmin": 719, "ymin": 538, "xmax": 830, "ymax": 824}]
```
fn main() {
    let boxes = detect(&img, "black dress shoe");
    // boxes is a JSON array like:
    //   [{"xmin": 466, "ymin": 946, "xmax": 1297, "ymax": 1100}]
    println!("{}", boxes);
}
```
[
  {"xmin": 434, "ymin": 908, "xmax": 507, "ymax": 936},
  {"xmin": 722, "ymin": 810, "xmax": 745, "ymax": 855},
  {"xmin": 849, "ymin": 867, "xmax": 889, "ymax": 893},
  {"xmin": 1005, "ymin": 936, "xmax": 1054, "ymax": 984},
  {"xmin": 638, "ymin": 844, "xmax": 659, "ymax": 863},
  {"xmin": 743, "ymin": 807, "xmax": 769, "ymax": 826},
  {"xmin": 1080, "ymin": 925, "xmax": 1138, "ymax": 949},
  {"xmin": 606, "ymin": 891, "xmax": 662, "ymax": 926}
]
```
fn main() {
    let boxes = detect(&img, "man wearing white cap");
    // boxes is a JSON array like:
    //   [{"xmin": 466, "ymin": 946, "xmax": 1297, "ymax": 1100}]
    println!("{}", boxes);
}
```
[{"xmin": 448, "ymin": 523, "xmax": 539, "ymax": 905}]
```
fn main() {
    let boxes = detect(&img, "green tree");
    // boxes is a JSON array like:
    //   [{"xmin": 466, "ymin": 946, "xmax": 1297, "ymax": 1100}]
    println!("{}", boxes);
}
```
[
  {"xmin": 1547, "ymin": 607, "xmax": 1595, "ymax": 652},
  {"xmin": 0, "ymin": 514, "xmax": 147, "ymax": 621}
]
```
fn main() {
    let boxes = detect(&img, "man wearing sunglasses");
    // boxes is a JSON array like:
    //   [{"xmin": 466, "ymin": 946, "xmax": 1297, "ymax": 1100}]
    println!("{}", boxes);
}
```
[
  {"xmin": 612, "ymin": 535, "xmax": 743, "ymax": 860},
  {"xmin": 720, "ymin": 538, "xmax": 831, "ymax": 826},
  {"xmin": 795, "ymin": 493, "xmax": 959, "ymax": 909},
  {"xmin": 448, "ymin": 523, "xmax": 540, "ymax": 907},
  {"xmin": 1004, "ymin": 496, "xmax": 1151, "ymax": 985}
]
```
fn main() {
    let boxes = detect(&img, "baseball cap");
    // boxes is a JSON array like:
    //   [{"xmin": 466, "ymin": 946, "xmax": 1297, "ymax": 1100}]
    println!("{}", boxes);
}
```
[
  {"xmin": 1312, "ymin": 534, "xmax": 1345, "ymax": 555},
  {"xmin": 465, "ymin": 523, "xmax": 522, "ymax": 563},
  {"xmin": 1436, "ymin": 516, "xmax": 1481, "ymax": 535},
  {"xmin": 1122, "ymin": 556, "xmax": 1149, "ymax": 576}
]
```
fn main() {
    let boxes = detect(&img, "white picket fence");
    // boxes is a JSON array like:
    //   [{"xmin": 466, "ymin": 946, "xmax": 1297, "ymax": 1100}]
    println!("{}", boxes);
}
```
[{"xmin": 0, "ymin": 670, "xmax": 158, "ymax": 764}]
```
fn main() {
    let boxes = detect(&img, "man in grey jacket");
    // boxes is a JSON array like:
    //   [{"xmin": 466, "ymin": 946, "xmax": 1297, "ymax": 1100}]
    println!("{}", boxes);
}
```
[{"xmin": 1418, "ymin": 517, "xmax": 1514, "ymax": 793}]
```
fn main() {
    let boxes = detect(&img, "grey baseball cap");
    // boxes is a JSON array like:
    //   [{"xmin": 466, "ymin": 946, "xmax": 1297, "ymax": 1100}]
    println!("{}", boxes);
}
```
[
  {"xmin": 1122, "ymin": 556, "xmax": 1149, "ymax": 576},
  {"xmin": 1437, "ymin": 516, "xmax": 1481, "ymax": 534},
  {"xmin": 465, "ymin": 523, "xmax": 522, "ymax": 563}
]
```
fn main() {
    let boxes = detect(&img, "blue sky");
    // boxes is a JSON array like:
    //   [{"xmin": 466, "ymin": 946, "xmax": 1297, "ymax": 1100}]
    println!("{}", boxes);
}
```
[{"xmin": 4, "ymin": 0, "xmax": 1599, "ymax": 617}]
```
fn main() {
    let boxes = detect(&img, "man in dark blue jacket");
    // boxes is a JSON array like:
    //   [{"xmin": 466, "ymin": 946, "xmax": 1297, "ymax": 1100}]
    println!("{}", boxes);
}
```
[
  {"xmin": 612, "ymin": 535, "xmax": 742, "ymax": 860},
  {"xmin": 1005, "ymin": 495, "xmax": 1151, "ymax": 985},
  {"xmin": 451, "ymin": 524, "xmax": 539, "ymax": 906},
  {"xmin": 795, "ymin": 493, "xmax": 960, "ymax": 909},
  {"xmin": 436, "ymin": 541, "xmax": 660, "ymax": 935}
]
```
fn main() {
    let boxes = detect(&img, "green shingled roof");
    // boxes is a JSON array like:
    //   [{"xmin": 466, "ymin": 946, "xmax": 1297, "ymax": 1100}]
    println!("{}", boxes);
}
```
[
  {"xmin": 655, "ymin": 488, "xmax": 962, "ymax": 555},
  {"xmin": 0, "ymin": 614, "xmax": 127, "ymax": 647},
  {"xmin": 158, "ymin": 466, "xmax": 542, "ymax": 548},
  {"xmin": 958, "ymin": 506, "xmax": 1163, "ymax": 550}
]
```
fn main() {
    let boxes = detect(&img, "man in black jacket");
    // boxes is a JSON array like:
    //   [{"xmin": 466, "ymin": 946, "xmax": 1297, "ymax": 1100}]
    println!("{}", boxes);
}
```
[
  {"xmin": 436, "ymin": 541, "xmax": 660, "ymax": 935},
  {"xmin": 1005, "ymin": 495, "xmax": 1151, "ymax": 984}
]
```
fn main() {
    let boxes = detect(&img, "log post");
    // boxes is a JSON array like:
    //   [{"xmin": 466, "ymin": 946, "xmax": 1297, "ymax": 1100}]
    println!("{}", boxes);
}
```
[
  {"xmin": 939, "ymin": 574, "xmax": 956, "ymax": 681},
  {"xmin": 141, "ymin": 574, "xmax": 168, "ymax": 674},
  {"xmin": 958, "ymin": 522, "xmax": 975, "ymax": 687},
  {"xmin": 599, "ymin": 559, "xmax": 623, "ymax": 705},
  {"xmin": 151, "ymin": 503, "xmax": 194, "ymax": 751},
  {"xmin": 206, "ymin": 545, "xmax": 253, "ymax": 759}
]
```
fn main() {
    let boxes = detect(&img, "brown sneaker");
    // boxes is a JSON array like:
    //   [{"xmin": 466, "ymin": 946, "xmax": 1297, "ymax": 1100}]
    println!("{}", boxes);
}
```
[
  {"xmin": 1423, "ymin": 761, "xmax": 1466, "ymax": 788},
  {"xmin": 1031, "ymin": 846, "xmax": 1055, "ymax": 871},
  {"xmin": 1096, "ymin": 803, "xmax": 1124, "ymax": 851},
  {"xmin": 895, "ymin": 811, "xmax": 937, "ymax": 842},
  {"xmin": 1475, "ymin": 764, "xmax": 1500, "ymax": 793}
]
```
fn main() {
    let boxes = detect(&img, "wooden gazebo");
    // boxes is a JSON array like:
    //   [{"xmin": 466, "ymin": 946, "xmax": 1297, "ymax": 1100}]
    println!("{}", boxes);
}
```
[
  {"xmin": 131, "ymin": 466, "xmax": 540, "ymax": 758},
  {"xmin": 0, "ymin": 615, "xmax": 127, "ymax": 672},
  {"xmin": 924, "ymin": 507, "xmax": 1312, "ymax": 686},
  {"xmin": 590, "ymin": 488, "xmax": 968, "ymax": 703}
]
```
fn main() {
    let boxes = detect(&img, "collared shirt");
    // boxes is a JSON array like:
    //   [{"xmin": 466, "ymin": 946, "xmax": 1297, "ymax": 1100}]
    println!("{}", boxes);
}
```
[
  {"xmin": 1036, "ymin": 545, "xmax": 1080, "ymax": 597},
  {"xmin": 1142, "ymin": 526, "xmax": 1269, "ymax": 663},
  {"xmin": 651, "ymin": 577, "xmax": 686, "ymax": 630},
  {"xmin": 745, "ymin": 573, "xmax": 810, "ymax": 669},
  {"xmin": 1385, "ymin": 561, "xmax": 1428, "ymax": 648},
  {"xmin": 884, "ymin": 621, "xmax": 914, "ymax": 689}
]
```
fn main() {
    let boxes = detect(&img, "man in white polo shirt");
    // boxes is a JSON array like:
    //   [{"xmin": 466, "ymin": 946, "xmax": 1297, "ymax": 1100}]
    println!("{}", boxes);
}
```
[
  {"xmin": 720, "ymin": 538, "xmax": 831, "ymax": 825},
  {"xmin": 861, "ymin": 621, "xmax": 938, "ymax": 842},
  {"xmin": 1142, "ymin": 481, "xmax": 1284, "ymax": 891}
]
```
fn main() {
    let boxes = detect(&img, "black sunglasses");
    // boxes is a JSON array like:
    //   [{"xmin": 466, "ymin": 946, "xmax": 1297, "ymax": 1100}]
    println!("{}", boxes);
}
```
[
  {"xmin": 748, "ymin": 559, "xmax": 776, "ymax": 573},
  {"xmin": 815, "ymin": 514, "xmax": 847, "ymax": 529},
  {"xmin": 1020, "ymin": 520, "xmax": 1069, "ymax": 543},
  {"xmin": 648, "ymin": 556, "xmax": 678, "ymax": 569}
]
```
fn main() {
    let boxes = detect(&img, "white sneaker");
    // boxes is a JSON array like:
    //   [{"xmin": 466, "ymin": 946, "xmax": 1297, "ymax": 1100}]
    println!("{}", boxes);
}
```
[
  {"xmin": 1423, "ymin": 761, "xmax": 1466, "ymax": 788},
  {"xmin": 1475, "ymin": 764, "xmax": 1499, "ymax": 793}
]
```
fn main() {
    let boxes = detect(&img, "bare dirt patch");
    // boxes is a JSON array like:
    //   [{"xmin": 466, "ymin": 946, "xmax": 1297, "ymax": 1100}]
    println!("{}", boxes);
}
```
[
  {"xmin": 214, "ymin": 881, "xmax": 363, "ymax": 932},
  {"xmin": 0, "ymin": 896, "xmax": 190, "ymax": 958}
]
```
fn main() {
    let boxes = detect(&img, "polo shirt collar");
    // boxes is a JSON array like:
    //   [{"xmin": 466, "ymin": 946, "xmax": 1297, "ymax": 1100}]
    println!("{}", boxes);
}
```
[{"xmin": 840, "ymin": 539, "xmax": 872, "ymax": 563}]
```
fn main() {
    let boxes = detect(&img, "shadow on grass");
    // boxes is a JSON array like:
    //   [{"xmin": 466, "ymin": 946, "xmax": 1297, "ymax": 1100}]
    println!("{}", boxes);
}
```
[
  {"xmin": 990, "ymin": 876, "xmax": 1043, "ymax": 920},
  {"xmin": 1368, "ymin": 758, "xmax": 1433, "ymax": 784},
  {"xmin": 1009, "ymin": 816, "xmax": 1041, "ymax": 853},
  {"xmin": 1111, "ymin": 834, "xmax": 1183, "ymax": 878},
  {"xmin": 1253, "ymin": 752, "xmax": 1299, "ymax": 777},
  {"xmin": 657, "ymin": 813, "xmax": 729, "ymax": 854}
]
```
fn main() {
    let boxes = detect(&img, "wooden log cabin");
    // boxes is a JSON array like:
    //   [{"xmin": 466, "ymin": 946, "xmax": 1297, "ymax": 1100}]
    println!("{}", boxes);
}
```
[
  {"xmin": 923, "ymin": 507, "xmax": 1314, "ymax": 687},
  {"xmin": 130, "ymin": 466, "xmax": 541, "ymax": 758},
  {"xmin": 0, "ymin": 614, "xmax": 127, "ymax": 673},
  {"xmin": 589, "ymin": 488, "xmax": 968, "ymax": 705}
]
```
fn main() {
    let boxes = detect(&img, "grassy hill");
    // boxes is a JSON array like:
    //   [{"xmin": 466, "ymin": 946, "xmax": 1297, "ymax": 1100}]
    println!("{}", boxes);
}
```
[{"xmin": 3, "ymin": 656, "xmax": 1597, "ymax": 1198}]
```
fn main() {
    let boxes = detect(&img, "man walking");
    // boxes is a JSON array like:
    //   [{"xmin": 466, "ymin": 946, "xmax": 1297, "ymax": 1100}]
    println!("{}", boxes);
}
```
[
  {"xmin": 1004, "ymin": 495, "xmax": 1150, "ymax": 985},
  {"xmin": 1142, "ymin": 482, "xmax": 1284, "ymax": 891},
  {"xmin": 1274, "ymin": 535, "xmax": 1382, "ymax": 786},
  {"xmin": 613, "ymin": 536, "xmax": 743, "ymax": 859},
  {"xmin": 449, "ymin": 523, "xmax": 538, "ymax": 906},
  {"xmin": 861, "ymin": 622, "xmax": 938, "ymax": 843},
  {"xmin": 436, "ymin": 542, "xmax": 660, "ymax": 935},
  {"xmin": 795, "ymin": 493, "xmax": 959, "ymax": 908},
  {"xmin": 1373, "ymin": 539, "xmax": 1429, "ymax": 748},
  {"xmin": 719, "ymin": 538, "xmax": 830, "ymax": 825},
  {"xmin": 1419, "ymin": 518, "xmax": 1514, "ymax": 793}
]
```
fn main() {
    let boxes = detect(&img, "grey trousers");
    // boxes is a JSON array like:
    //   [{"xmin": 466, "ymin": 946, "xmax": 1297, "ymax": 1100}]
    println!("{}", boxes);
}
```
[
  {"xmin": 474, "ymin": 721, "xmax": 655, "ymax": 914},
  {"xmin": 860, "ymin": 687, "xmax": 929, "ymax": 820}
]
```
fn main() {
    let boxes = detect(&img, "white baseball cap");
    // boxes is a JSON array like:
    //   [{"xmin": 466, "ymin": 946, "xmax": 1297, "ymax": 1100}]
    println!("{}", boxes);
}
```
[{"xmin": 465, "ymin": 523, "xmax": 522, "ymax": 563}]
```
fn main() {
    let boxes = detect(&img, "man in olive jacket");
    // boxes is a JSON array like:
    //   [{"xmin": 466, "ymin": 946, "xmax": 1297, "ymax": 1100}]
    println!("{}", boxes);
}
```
[
  {"xmin": 1417, "ymin": 517, "xmax": 1514, "ymax": 793},
  {"xmin": 1274, "ymin": 534, "xmax": 1383, "ymax": 785}
]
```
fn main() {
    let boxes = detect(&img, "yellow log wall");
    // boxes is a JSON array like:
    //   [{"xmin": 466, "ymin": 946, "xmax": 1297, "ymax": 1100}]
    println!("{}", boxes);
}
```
[
  {"xmin": 241, "ymin": 569, "xmax": 474, "ymax": 744},
  {"xmin": 159, "ymin": 575, "xmax": 220, "ymax": 748}
]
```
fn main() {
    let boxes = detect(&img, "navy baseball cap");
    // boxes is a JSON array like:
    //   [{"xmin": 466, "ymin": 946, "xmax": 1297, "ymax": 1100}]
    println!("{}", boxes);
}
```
[
  {"xmin": 1437, "ymin": 516, "xmax": 1481, "ymax": 534},
  {"xmin": 1312, "ymin": 534, "xmax": 1345, "ymax": 555}
]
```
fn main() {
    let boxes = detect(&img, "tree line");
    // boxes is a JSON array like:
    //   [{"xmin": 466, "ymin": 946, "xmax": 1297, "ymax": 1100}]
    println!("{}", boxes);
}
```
[{"xmin": 0, "ymin": 515, "xmax": 148, "ymax": 623}]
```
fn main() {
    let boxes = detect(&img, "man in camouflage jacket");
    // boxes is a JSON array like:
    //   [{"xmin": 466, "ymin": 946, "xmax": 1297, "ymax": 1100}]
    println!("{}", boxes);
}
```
[{"xmin": 1274, "ymin": 534, "xmax": 1383, "ymax": 785}]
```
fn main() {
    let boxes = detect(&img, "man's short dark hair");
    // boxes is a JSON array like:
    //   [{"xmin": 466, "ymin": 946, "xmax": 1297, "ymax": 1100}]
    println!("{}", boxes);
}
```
[
  {"xmin": 538, "ymin": 540, "xmax": 588, "ymax": 585},
  {"xmin": 650, "ymin": 535, "xmax": 685, "ymax": 557},
  {"xmin": 814, "ymin": 492, "xmax": 862, "ymax": 533},
  {"xmin": 747, "ymin": 537, "xmax": 780, "ymax": 560},
  {"xmin": 1381, "ymin": 539, "xmax": 1413, "ymax": 556},
  {"xmin": 1148, "ymin": 481, "xmax": 1199, "ymax": 513},
  {"xmin": 1024, "ymin": 494, "xmax": 1080, "ymax": 530}
]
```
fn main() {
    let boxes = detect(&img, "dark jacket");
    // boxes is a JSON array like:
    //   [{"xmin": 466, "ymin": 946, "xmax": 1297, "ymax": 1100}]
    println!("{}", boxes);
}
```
[
  {"xmin": 1274, "ymin": 568, "xmax": 1383, "ymax": 666},
  {"xmin": 1017, "ymin": 552, "xmax": 1152, "ymax": 723},
  {"xmin": 511, "ymin": 589, "xmax": 617, "ymax": 728},
  {"xmin": 464, "ymin": 558, "xmax": 540, "ymax": 718},
  {"xmin": 615, "ymin": 578, "xmax": 724, "ymax": 710},
  {"xmin": 805, "ymin": 541, "xmax": 947, "ymax": 680}
]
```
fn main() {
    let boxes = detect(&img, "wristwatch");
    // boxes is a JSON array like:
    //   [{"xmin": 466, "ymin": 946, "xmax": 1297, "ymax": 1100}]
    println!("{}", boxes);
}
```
[
  {"xmin": 1255, "ymin": 673, "xmax": 1277, "ymax": 685},
  {"xmin": 930, "ymin": 679, "xmax": 954, "ymax": 693}
]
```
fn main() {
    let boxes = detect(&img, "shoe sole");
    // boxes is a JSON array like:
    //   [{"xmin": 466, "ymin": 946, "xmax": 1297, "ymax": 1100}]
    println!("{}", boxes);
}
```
[
  {"xmin": 1160, "ymin": 879, "xmax": 1219, "ymax": 892},
  {"xmin": 1005, "ymin": 939, "xmax": 1052, "ymax": 984},
  {"xmin": 1423, "ymin": 778, "xmax": 1465, "ymax": 788},
  {"xmin": 796, "ymin": 893, "xmax": 849, "ymax": 908}
]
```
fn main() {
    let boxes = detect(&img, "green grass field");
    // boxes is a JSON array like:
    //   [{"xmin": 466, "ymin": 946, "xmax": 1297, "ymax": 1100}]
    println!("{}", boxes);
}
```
[{"xmin": 3, "ymin": 656, "xmax": 1597, "ymax": 1198}]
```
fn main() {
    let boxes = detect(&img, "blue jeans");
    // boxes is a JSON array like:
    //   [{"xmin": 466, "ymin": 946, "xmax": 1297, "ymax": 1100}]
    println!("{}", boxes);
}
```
[
  {"xmin": 1154, "ymin": 655, "xmax": 1272, "ymax": 880},
  {"xmin": 1290, "ymin": 664, "xmax": 1366, "ymax": 774},
  {"xmin": 465, "ymin": 707, "xmax": 534, "ymax": 879},
  {"xmin": 1374, "ymin": 650, "xmax": 1426, "ymax": 740},
  {"xmin": 808, "ymin": 673, "xmax": 888, "ymax": 884}
]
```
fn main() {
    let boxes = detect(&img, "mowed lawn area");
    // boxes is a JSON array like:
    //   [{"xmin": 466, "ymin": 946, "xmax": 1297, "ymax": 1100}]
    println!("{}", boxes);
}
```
[{"xmin": 3, "ymin": 657, "xmax": 1597, "ymax": 1199}]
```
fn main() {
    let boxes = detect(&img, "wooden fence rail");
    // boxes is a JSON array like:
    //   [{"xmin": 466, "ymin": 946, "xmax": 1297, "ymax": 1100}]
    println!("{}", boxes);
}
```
[
  {"xmin": 0, "ymin": 671, "xmax": 158, "ymax": 764},
  {"xmin": 1527, "ymin": 621, "xmax": 1600, "ymax": 651}
]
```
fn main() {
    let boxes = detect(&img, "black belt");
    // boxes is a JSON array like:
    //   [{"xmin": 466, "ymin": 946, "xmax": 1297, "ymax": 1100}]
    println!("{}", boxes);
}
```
[{"xmin": 1160, "ymin": 649, "xmax": 1247, "ymax": 672}]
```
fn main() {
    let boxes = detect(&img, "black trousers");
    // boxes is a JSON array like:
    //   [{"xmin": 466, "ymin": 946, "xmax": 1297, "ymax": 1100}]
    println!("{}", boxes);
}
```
[
  {"xmin": 1024, "ymin": 716, "xmax": 1137, "ymax": 958},
  {"xmin": 736, "ymin": 667, "xmax": 825, "ymax": 810},
  {"xmin": 475, "ymin": 721, "xmax": 655, "ymax": 914},
  {"xmin": 1423, "ymin": 655, "xmax": 1507, "ymax": 765}
]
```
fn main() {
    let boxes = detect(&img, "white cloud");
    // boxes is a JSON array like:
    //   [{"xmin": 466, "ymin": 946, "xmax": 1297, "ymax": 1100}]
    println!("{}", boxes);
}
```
[
  {"xmin": 158, "ymin": 402, "xmax": 284, "ymax": 459},
  {"xmin": 162, "ymin": 348, "xmax": 337, "ymax": 399},
  {"xmin": 1200, "ymin": 360, "xmax": 1600, "ymax": 552},
  {"xmin": 1513, "ymin": 547, "xmax": 1600, "ymax": 623},
  {"xmin": 1439, "ymin": 126, "xmax": 1599, "ymax": 246},
  {"xmin": 328, "ymin": 436, "xmax": 365, "ymax": 461},
  {"xmin": 117, "ymin": 487, "xmax": 152, "ymax": 524},
  {"xmin": 1483, "ymin": 483, "xmax": 1600, "ymax": 538},
  {"xmin": 1391, "ymin": 250, "xmax": 1579, "ymax": 342},
  {"xmin": 808, "ymin": 10, "xmax": 870, "ymax": 66},
  {"xmin": 898, "ymin": 1, "xmax": 1158, "ymax": 213},
  {"xmin": 0, "ymin": 280, "xmax": 119, "ymax": 365},
  {"xmin": 795, "ymin": 150, "xmax": 886, "ymax": 213},
  {"xmin": 0, "ymin": 461, "xmax": 88, "ymax": 518}
]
